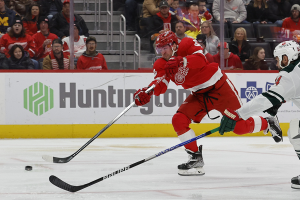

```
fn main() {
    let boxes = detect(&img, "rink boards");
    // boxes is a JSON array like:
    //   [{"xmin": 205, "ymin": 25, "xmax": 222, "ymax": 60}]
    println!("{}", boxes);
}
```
[{"xmin": 0, "ymin": 71, "xmax": 298, "ymax": 138}]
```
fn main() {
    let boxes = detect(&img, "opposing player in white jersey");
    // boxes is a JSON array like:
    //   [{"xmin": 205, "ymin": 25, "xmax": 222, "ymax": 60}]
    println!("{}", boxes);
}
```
[
  {"xmin": 134, "ymin": 31, "xmax": 280, "ymax": 176},
  {"xmin": 219, "ymin": 40, "xmax": 300, "ymax": 189}
]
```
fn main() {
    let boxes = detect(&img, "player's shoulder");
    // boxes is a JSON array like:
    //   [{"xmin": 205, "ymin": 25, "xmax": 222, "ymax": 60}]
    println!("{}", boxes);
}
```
[
  {"xmin": 153, "ymin": 58, "xmax": 167, "ymax": 70},
  {"xmin": 177, "ymin": 37, "xmax": 203, "ymax": 57},
  {"xmin": 180, "ymin": 37, "xmax": 194, "ymax": 44}
]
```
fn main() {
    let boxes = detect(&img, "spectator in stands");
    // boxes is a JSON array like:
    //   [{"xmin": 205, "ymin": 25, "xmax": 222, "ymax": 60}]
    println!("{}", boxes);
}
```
[
  {"xmin": 9, "ymin": 0, "xmax": 34, "ymax": 16},
  {"xmin": 141, "ymin": 0, "xmax": 161, "ymax": 36},
  {"xmin": 150, "ymin": 1, "xmax": 177, "ymax": 53},
  {"xmin": 0, "ymin": 15, "xmax": 36, "ymax": 59},
  {"xmin": 0, "ymin": 0, "xmax": 16, "ymax": 35},
  {"xmin": 175, "ymin": 21, "xmax": 193, "ymax": 43},
  {"xmin": 213, "ymin": 42, "xmax": 243, "ymax": 70},
  {"xmin": 39, "ymin": 0, "xmax": 63, "ymax": 20},
  {"xmin": 43, "ymin": 38, "xmax": 70, "ymax": 70},
  {"xmin": 196, "ymin": 34, "xmax": 214, "ymax": 63},
  {"xmin": 200, "ymin": 21, "xmax": 220, "ymax": 55},
  {"xmin": 50, "ymin": 0, "xmax": 89, "ymax": 39},
  {"xmin": 246, "ymin": 0, "xmax": 270, "ymax": 24},
  {"xmin": 198, "ymin": 0, "xmax": 212, "ymax": 21},
  {"xmin": 243, "ymin": 46, "xmax": 269, "ymax": 70},
  {"xmin": 62, "ymin": 23, "xmax": 87, "ymax": 67},
  {"xmin": 213, "ymin": 0, "xmax": 248, "ymax": 24},
  {"xmin": 153, "ymin": 1, "xmax": 177, "ymax": 33},
  {"xmin": 32, "ymin": 16, "xmax": 58, "ymax": 64},
  {"xmin": 77, "ymin": 36, "xmax": 108, "ymax": 70},
  {"xmin": 125, "ymin": 0, "xmax": 144, "ymax": 31},
  {"xmin": 1, "ymin": 44, "xmax": 34, "ymax": 69},
  {"xmin": 185, "ymin": 3, "xmax": 201, "ymax": 32},
  {"xmin": 282, "ymin": 4, "xmax": 300, "ymax": 37},
  {"xmin": 170, "ymin": 0, "xmax": 183, "ymax": 17},
  {"xmin": 229, "ymin": 27, "xmax": 251, "ymax": 62},
  {"xmin": 267, "ymin": 0, "xmax": 291, "ymax": 26},
  {"xmin": 23, "ymin": 3, "xmax": 41, "ymax": 36}
]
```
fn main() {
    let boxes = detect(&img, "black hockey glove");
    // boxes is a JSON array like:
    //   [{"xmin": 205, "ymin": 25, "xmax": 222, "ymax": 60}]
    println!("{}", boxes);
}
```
[{"xmin": 263, "ymin": 104, "xmax": 282, "ymax": 116}]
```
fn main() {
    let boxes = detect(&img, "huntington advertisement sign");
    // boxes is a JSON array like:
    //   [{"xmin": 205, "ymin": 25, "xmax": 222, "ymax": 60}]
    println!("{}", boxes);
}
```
[{"xmin": 0, "ymin": 72, "xmax": 299, "ymax": 125}]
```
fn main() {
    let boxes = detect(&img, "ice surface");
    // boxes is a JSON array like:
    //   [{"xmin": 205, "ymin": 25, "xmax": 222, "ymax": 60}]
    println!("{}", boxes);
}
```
[{"xmin": 0, "ymin": 136, "xmax": 299, "ymax": 200}]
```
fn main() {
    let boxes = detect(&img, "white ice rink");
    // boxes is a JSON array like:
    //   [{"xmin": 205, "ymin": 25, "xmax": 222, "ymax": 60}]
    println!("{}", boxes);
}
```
[{"xmin": 1, "ymin": 136, "xmax": 300, "ymax": 200}]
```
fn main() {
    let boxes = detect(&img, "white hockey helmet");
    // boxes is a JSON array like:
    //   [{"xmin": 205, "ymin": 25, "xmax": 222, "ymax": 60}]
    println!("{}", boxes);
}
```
[{"xmin": 273, "ymin": 40, "xmax": 300, "ymax": 68}]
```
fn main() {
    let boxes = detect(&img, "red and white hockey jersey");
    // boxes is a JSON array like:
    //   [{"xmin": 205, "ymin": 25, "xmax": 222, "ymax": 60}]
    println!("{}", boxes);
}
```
[
  {"xmin": 32, "ymin": 32, "xmax": 58, "ymax": 60},
  {"xmin": 0, "ymin": 33, "xmax": 36, "ymax": 58},
  {"xmin": 62, "ymin": 36, "xmax": 87, "ymax": 58},
  {"xmin": 152, "ymin": 37, "xmax": 222, "ymax": 95}
]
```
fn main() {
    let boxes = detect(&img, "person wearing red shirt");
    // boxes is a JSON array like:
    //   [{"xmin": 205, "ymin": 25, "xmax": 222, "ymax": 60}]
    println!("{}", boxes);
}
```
[
  {"xmin": 23, "ymin": 3, "xmax": 41, "ymax": 36},
  {"xmin": 213, "ymin": 42, "xmax": 243, "ymax": 70},
  {"xmin": 77, "ymin": 36, "xmax": 108, "ymax": 70},
  {"xmin": 133, "ymin": 31, "xmax": 269, "ymax": 176},
  {"xmin": 0, "ymin": 15, "xmax": 36, "ymax": 59},
  {"xmin": 32, "ymin": 16, "xmax": 58, "ymax": 61},
  {"xmin": 282, "ymin": 4, "xmax": 300, "ymax": 38}
]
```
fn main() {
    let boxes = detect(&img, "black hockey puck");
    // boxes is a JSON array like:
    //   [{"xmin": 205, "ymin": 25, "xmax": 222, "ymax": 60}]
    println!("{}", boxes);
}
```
[{"xmin": 25, "ymin": 166, "xmax": 32, "ymax": 171}]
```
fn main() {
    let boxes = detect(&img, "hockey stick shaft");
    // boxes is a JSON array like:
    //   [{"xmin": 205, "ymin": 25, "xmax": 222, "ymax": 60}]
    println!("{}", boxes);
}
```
[
  {"xmin": 43, "ymin": 75, "xmax": 166, "ymax": 163},
  {"xmin": 49, "ymin": 127, "xmax": 219, "ymax": 192}
]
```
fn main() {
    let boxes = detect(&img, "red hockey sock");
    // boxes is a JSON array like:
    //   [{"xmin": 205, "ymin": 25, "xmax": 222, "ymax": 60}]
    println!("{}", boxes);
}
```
[
  {"xmin": 234, "ymin": 116, "xmax": 268, "ymax": 135},
  {"xmin": 172, "ymin": 112, "xmax": 198, "ymax": 152}
]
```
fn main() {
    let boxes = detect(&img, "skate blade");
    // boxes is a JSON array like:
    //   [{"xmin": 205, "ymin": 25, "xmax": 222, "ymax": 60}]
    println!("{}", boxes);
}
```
[
  {"xmin": 291, "ymin": 184, "xmax": 300, "ymax": 189},
  {"xmin": 178, "ymin": 167, "xmax": 205, "ymax": 176}
]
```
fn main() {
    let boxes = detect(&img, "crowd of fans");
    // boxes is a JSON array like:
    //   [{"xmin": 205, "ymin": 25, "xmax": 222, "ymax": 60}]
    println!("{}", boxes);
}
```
[
  {"xmin": 0, "ymin": 0, "xmax": 107, "ymax": 70},
  {"xmin": 1, "ymin": 0, "xmax": 299, "ymax": 70},
  {"xmin": 133, "ymin": 0, "xmax": 300, "ymax": 70}
]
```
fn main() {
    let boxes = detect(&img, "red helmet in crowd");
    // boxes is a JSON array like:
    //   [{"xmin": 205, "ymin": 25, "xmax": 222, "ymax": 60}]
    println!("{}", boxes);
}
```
[{"xmin": 156, "ymin": 30, "xmax": 179, "ymax": 48}]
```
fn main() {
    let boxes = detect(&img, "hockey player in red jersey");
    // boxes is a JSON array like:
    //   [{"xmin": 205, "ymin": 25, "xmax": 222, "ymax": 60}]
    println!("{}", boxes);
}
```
[{"xmin": 134, "ymin": 31, "xmax": 273, "ymax": 176}]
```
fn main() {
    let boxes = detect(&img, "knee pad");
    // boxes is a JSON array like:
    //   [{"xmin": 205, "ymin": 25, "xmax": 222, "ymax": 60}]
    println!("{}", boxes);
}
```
[
  {"xmin": 288, "ymin": 119, "xmax": 300, "ymax": 150},
  {"xmin": 172, "ymin": 112, "xmax": 191, "ymax": 135}
]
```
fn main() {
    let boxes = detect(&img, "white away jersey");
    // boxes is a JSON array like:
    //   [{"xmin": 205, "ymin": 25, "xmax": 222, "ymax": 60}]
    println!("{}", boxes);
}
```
[
  {"xmin": 62, "ymin": 36, "xmax": 87, "ymax": 58},
  {"xmin": 237, "ymin": 59, "xmax": 300, "ymax": 120}
]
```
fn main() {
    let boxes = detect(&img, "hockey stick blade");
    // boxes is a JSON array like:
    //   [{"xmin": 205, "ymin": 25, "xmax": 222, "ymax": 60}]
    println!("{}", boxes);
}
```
[
  {"xmin": 42, "ymin": 76, "xmax": 165, "ymax": 164},
  {"xmin": 49, "ymin": 127, "xmax": 219, "ymax": 192}
]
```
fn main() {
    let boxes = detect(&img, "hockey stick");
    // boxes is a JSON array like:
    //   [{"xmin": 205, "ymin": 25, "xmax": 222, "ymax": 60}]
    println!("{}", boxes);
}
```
[
  {"xmin": 49, "ymin": 127, "xmax": 219, "ymax": 192},
  {"xmin": 42, "ymin": 76, "xmax": 166, "ymax": 163}
]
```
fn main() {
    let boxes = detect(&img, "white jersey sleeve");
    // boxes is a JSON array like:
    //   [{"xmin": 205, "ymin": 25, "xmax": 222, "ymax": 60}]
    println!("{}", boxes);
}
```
[{"xmin": 237, "ymin": 59, "xmax": 300, "ymax": 120}]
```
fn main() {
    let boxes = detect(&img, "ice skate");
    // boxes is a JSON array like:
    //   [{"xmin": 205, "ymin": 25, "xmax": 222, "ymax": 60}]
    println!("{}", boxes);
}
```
[
  {"xmin": 264, "ymin": 116, "xmax": 283, "ymax": 142},
  {"xmin": 178, "ymin": 145, "xmax": 205, "ymax": 176},
  {"xmin": 291, "ymin": 175, "xmax": 300, "ymax": 189}
]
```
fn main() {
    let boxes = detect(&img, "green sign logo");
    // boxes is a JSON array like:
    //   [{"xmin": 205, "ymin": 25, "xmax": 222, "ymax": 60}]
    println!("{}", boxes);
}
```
[{"xmin": 24, "ymin": 82, "xmax": 54, "ymax": 116}]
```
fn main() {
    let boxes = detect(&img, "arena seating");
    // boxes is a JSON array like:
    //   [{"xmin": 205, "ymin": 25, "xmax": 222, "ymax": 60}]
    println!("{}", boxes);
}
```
[
  {"xmin": 230, "ymin": 23, "xmax": 256, "ymax": 40},
  {"xmin": 249, "ymin": 42, "xmax": 273, "ymax": 58}
]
